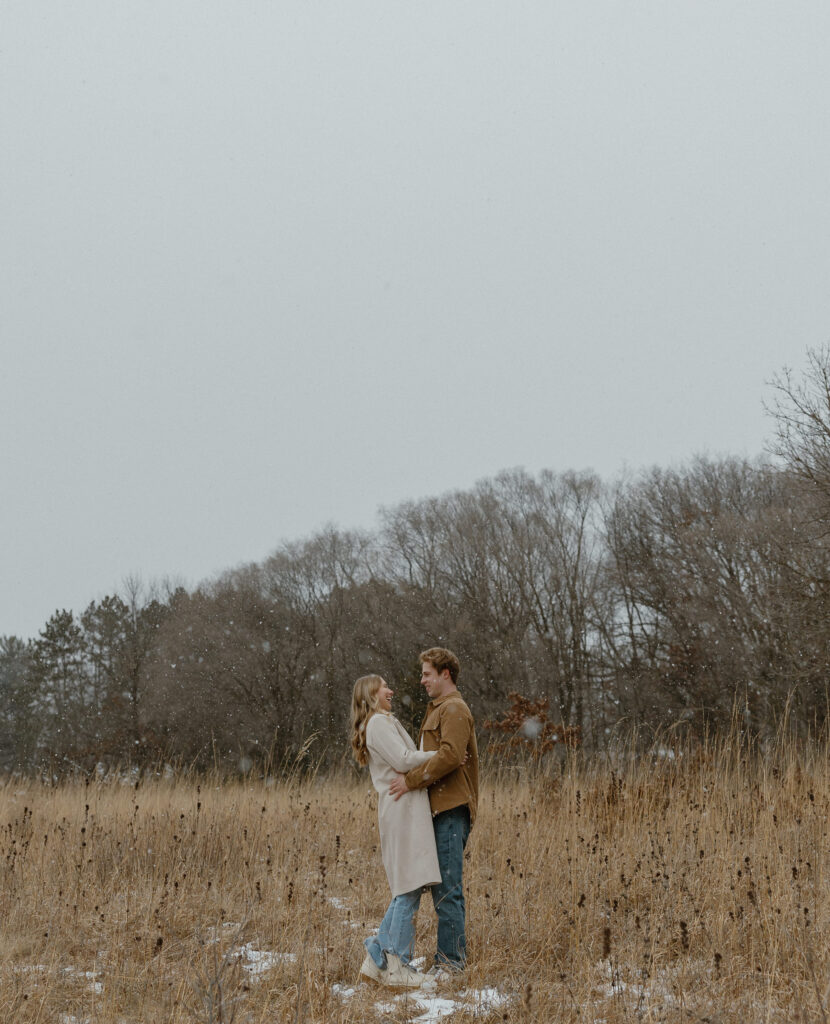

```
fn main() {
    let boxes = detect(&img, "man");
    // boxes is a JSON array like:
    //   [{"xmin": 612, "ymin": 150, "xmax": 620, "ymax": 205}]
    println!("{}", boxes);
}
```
[{"xmin": 389, "ymin": 647, "xmax": 478, "ymax": 972}]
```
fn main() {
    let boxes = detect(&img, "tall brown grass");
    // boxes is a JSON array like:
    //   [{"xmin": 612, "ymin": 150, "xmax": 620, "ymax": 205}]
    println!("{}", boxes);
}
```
[{"xmin": 0, "ymin": 730, "xmax": 827, "ymax": 1022}]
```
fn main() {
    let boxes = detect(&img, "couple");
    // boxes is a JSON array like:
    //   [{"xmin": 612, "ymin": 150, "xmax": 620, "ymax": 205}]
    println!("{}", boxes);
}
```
[{"xmin": 350, "ymin": 647, "xmax": 479, "ymax": 991}]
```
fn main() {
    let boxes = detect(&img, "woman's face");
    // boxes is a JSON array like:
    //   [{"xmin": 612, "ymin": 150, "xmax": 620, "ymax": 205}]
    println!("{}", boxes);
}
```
[{"xmin": 375, "ymin": 680, "xmax": 393, "ymax": 712}]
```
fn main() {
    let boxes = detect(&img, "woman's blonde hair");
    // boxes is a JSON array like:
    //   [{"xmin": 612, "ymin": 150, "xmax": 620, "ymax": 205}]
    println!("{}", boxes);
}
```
[{"xmin": 351, "ymin": 674, "xmax": 385, "ymax": 766}]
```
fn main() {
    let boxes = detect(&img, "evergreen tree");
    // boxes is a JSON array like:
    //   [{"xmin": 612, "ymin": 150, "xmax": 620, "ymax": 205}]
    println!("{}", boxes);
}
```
[{"xmin": 0, "ymin": 636, "xmax": 36, "ymax": 771}]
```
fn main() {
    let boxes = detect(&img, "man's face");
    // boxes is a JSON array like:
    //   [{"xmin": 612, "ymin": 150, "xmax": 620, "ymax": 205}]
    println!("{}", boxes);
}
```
[{"xmin": 420, "ymin": 661, "xmax": 453, "ymax": 699}]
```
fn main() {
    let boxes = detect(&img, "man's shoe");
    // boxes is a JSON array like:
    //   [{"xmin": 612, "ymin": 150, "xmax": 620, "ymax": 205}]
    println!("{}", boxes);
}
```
[
  {"xmin": 359, "ymin": 953, "xmax": 385, "ymax": 985},
  {"xmin": 383, "ymin": 954, "xmax": 436, "ymax": 991},
  {"xmin": 427, "ymin": 963, "xmax": 464, "ymax": 983}
]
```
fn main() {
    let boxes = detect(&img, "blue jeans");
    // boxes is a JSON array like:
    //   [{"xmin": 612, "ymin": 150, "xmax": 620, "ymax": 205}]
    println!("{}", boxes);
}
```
[
  {"xmin": 430, "ymin": 805, "xmax": 470, "ymax": 969},
  {"xmin": 365, "ymin": 887, "xmax": 423, "ymax": 969}
]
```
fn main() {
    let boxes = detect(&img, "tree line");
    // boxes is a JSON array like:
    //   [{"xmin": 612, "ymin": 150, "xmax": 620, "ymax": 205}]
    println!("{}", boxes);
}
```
[{"xmin": 3, "ymin": 350, "xmax": 830, "ymax": 774}]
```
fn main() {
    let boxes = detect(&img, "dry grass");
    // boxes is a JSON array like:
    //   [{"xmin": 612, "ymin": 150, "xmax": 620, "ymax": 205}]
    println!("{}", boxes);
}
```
[{"xmin": 0, "ymin": 734, "xmax": 828, "ymax": 1023}]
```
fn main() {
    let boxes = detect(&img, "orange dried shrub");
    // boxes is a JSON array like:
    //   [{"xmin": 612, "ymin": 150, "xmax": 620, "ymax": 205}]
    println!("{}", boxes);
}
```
[{"xmin": 483, "ymin": 691, "xmax": 581, "ymax": 758}]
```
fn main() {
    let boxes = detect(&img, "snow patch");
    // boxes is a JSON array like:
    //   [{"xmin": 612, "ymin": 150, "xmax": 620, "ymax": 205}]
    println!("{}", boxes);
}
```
[
  {"xmin": 410, "ymin": 994, "xmax": 459, "ymax": 1022},
  {"xmin": 238, "ymin": 944, "xmax": 296, "ymax": 975},
  {"xmin": 342, "ymin": 980, "xmax": 511, "ymax": 1021}
]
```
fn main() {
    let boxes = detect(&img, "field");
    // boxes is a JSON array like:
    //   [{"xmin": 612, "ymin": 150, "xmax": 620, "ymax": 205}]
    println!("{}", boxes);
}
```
[{"xmin": 0, "ymin": 735, "xmax": 827, "ymax": 1023}]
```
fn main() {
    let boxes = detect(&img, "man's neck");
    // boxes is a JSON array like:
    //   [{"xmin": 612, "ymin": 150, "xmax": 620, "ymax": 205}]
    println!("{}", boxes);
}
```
[{"xmin": 431, "ymin": 686, "xmax": 459, "ymax": 702}]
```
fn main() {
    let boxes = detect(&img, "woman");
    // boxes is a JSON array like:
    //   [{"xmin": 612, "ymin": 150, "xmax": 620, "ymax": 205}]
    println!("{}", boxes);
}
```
[{"xmin": 351, "ymin": 674, "xmax": 440, "ymax": 991}]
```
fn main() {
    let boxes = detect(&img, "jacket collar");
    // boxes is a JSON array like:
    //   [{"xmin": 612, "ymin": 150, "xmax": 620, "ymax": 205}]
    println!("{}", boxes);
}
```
[{"xmin": 427, "ymin": 689, "xmax": 461, "ymax": 710}]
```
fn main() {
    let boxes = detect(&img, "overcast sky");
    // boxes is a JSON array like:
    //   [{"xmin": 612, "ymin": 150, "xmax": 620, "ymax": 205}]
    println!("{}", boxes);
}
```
[{"xmin": 3, "ymin": 1, "xmax": 830, "ymax": 640}]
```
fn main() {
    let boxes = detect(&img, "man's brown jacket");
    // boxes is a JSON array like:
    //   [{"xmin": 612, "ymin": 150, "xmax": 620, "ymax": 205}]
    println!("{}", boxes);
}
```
[{"xmin": 403, "ymin": 690, "xmax": 479, "ymax": 826}]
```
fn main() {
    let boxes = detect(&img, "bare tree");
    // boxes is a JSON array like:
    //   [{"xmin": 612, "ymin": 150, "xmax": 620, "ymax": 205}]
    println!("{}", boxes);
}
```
[
  {"xmin": 144, "ymin": 527, "xmax": 380, "ymax": 768},
  {"xmin": 491, "ymin": 469, "xmax": 606, "ymax": 737},
  {"xmin": 378, "ymin": 470, "xmax": 607, "ymax": 737},
  {"xmin": 768, "ymin": 345, "xmax": 830, "ymax": 521},
  {"xmin": 603, "ymin": 456, "xmax": 829, "ymax": 738}
]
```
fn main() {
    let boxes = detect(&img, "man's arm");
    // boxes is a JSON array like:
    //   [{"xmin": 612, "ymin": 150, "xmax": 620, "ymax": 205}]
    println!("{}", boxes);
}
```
[{"xmin": 403, "ymin": 703, "xmax": 471, "ymax": 791}]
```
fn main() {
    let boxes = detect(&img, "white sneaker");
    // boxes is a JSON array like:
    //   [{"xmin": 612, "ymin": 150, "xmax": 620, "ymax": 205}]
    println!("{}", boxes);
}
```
[
  {"xmin": 426, "ymin": 964, "xmax": 462, "ymax": 983},
  {"xmin": 359, "ymin": 953, "xmax": 385, "ymax": 985},
  {"xmin": 383, "ymin": 954, "xmax": 436, "ymax": 991}
]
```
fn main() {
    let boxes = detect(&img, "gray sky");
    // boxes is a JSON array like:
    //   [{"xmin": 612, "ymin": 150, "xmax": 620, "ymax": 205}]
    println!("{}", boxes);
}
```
[{"xmin": 3, "ymin": 1, "xmax": 830, "ymax": 640}]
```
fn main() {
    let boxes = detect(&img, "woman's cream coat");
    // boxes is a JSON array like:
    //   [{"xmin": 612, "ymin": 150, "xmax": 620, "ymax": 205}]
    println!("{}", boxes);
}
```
[{"xmin": 365, "ymin": 712, "xmax": 442, "ymax": 897}]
